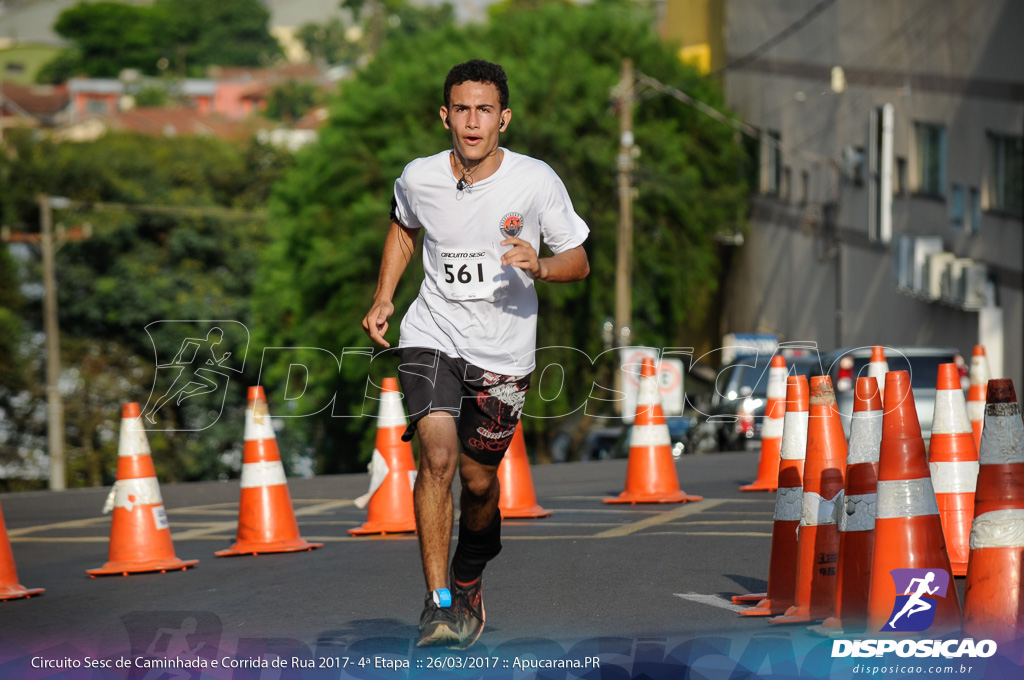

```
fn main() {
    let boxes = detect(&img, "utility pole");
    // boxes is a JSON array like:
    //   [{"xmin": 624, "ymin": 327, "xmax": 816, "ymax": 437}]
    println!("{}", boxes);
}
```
[
  {"xmin": 2, "ymin": 195, "xmax": 87, "ymax": 490},
  {"xmin": 613, "ymin": 58, "xmax": 635, "ymax": 410},
  {"xmin": 40, "ymin": 195, "xmax": 65, "ymax": 490}
]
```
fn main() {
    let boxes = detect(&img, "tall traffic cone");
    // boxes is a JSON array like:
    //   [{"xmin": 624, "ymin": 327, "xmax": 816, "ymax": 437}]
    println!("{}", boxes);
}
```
[
  {"xmin": 813, "ymin": 377, "xmax": 883, "ymax": 635},
  {"xmin": 498, "ymin": 424, "xmax": 552, "ymax": 519},
  {"xmin": 865, "ymin": 371, "xmax": 961, "ymax": 634},
  {"xmin": 605, "ymin": 358, "xmax": 702, "ymax": 504},
  {"xmin": 962, "ymin": 379, "xmax": 1024, "ymax": 643},
  {"xmin": 741, "ymin": 354, "xmax": 788, "ymax": 491},
  {"xmin": 216, "ymin": 387, "xmax": 323, "ymax": 555},
  {"xmin": 734, "ymin": 375, "xmax": 809, "ymax": 615},
  {"xmin": 87, "ymin": 403, "xmax": 198, "ymax": 576},
  {"xmin": 967, "ymin": 345, "xmax": 990, "ymax": 452},
  {"xmin": 350, "ymin": 377, "xmax": 418, "ymax": 535},
  {"xmin": 930, "ymin": 363, "xmax": 979, "ymax": 577},
  {"xmin": 0, "ymin": 500, "xmax": 44, "ymax": 600},
  {"xmin": 867, "ymin": 346, "xmax": 889, "ymax": 400},
  {"xmin": 769, "ymin": 376, "xmax": 847, "ymax": 624}
]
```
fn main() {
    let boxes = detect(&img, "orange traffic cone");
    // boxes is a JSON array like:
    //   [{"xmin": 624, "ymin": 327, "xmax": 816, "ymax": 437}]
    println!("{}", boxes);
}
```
[
  {"xmin": 734, "ymin": 375, "xmax": 809, "ymax": 615},
  {"xmin": 0, "ymin": 500, "xmax": 44, "ymax": 600},
  {"xmin": 216, "ymin": 387, "xmax": 323, "ymax": 555},
  {"xmin": 867, "ymin": 346, "xmax": 888, "ymax": 400},
  {"xmin": 350, "ymin": 377, "xmax": 418, "ymax": 535},
  {"xmin": 967, "ymin": 345, "xmax": 990, "ymax": 452},
  {"xmin": 769, "ymin": 376, "xmax": 847, "ymax": 624},
  {"xmin": 813, "ymin": 377, "xmax": 883, "ymax": 635},
  {"xmin": 962, "ymin": 379, "xmax": 1024, "ymax": 643},
  {"xmin": 605, "ymin": 358, "xmax": 702, "ymax": 504},
  {"xmin": 741, "ymin": 354, "xmax": 788, "ymax": 491},
  {"xmin": 87, "ymin": 403, "xmax": 198, "ymax": 576},
  {"xmin": 498, "ymin": 424, "xmax": 551, "ymax": 519},
  {"xmin": 929, "ymin": 363, "xmax": 979, "ymax": 577},
  {"xmin": 865, "ymin": 371, "xmax": 961, "ymax": 635}
]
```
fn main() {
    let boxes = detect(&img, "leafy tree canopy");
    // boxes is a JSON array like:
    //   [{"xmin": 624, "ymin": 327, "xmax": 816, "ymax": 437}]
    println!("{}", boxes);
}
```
[
  {"xmin": 37, "ymin": 0, "xmax": 282, "ymax": 82},
  {"xmin": 254, "ymin": 0, "xmax": 749, "ymax": 471},
  {"xmin": 0, "ymin": 130, "xmax": 294, "ymax": 487}
]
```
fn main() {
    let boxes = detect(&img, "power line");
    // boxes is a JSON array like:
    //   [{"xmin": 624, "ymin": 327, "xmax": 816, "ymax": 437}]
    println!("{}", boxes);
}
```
[{"xmin": 706, "ymin": 0, "xmax": 840, "ymax": 79}]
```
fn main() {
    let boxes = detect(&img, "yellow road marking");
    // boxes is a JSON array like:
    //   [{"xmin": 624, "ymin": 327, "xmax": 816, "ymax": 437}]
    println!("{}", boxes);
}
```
[{"xmin": 592, "ymin": 499, "xmax": 729, "ymax": 538}]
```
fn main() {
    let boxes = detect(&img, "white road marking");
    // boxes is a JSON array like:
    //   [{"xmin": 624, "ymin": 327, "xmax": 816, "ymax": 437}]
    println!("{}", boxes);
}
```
[{"xmin": 675, "ymin": 592, "xmax": 748, "ymax": 613}]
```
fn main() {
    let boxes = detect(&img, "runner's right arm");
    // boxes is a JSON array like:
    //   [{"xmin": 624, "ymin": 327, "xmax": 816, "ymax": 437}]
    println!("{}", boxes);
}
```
[{"xmin": 362, "ymin": 220, "xmax": 420, "ymax": 347}]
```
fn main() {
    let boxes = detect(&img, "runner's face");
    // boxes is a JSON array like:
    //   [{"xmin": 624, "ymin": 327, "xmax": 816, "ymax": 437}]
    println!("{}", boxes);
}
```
[{"xmin": 441, "ymin": 81, "xmax": 509, "ymax": 165}]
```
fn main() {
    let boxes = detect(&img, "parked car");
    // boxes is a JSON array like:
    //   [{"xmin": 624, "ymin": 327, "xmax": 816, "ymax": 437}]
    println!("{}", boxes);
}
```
[
  {"xmin": 688, "ymin": 354, "xmax": 822, "ymax": 452},
  {"xmin": 816, "ymin": 346, "xmax": 966, "ymax": 441}
]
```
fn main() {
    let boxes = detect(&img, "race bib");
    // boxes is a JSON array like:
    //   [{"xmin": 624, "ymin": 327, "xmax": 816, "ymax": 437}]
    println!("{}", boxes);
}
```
[{"xmin": 436, "ymin": 246, "xmax": 505, "ymax": 301}]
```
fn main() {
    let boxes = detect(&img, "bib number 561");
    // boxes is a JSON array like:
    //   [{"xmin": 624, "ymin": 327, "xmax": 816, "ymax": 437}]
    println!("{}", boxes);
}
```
[{"xmin": 444, "ymin": 263, "xmax": 485, "ymax": 285}]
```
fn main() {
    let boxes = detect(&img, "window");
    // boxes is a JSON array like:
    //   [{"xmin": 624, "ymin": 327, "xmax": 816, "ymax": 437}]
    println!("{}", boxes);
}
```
[
  {"xmin": 852, "ymin": 146, "xmax": 866, "ymax": 186},
  {"xmin": 950, "ymin": 184, "xmax": 964, "ymax": 230},
  {"xmin": 86, "ymin": 99, "xmax": 109, "ymax": 115},
  {"xmin": 987, "ymin": 133, "xmax": 1023, "ymax": 216},
  {"xmin": 763, "ymin": 130, "xmax": 781, "ymax": 195},
  {"xmin": 914, "ymin": 123, "xmax": 947, "ymax": 197},
  {"xmin": 894, "ymin": 157, "xmax": 907, "ymax": 195},
  {"xmin": 969, "ymin": 187, "xmax": 981, "ymax": 234},
  {"xmin": 781, "ymin": 166, "xmax": 791, "ymax": 201},
  {"xmin": 4, "ymin": 61, "xmax": 25, "ymax": 74},
  {"xmin": 800, "ymin": 170, "xmax": 810, "ymax": 205}
]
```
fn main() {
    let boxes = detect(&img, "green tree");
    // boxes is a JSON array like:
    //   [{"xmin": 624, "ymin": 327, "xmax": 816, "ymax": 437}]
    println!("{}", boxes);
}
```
[
  {"xmin": 253, "ymin": 0, "xmax": 748, "ymax": 471},
  {"xmin": 265, "ymin": 80, "xmax": 323, "ymax": 122},
  {"xmin": 0, "ymin": 130, "xmax": 295, "ymax": 486},
  {"xmin": 36, "ymin": 0, "xmax": 282, "ymax": 83}
]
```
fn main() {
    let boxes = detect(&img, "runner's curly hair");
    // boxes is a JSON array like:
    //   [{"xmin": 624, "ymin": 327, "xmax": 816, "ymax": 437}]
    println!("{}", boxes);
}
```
[{"xmin": 443, "ymin": 60, "xmax": 509, "ymax": 111}]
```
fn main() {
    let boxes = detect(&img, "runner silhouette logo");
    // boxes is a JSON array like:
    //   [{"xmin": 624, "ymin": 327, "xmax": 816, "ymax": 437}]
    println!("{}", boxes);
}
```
[
  {"xmin": 882, "ymin": 568, "xmax": 950, "ymax": 632},
  {"xmin": 142, "ymin": 321, "xmax": 249, "ymax": 431}
]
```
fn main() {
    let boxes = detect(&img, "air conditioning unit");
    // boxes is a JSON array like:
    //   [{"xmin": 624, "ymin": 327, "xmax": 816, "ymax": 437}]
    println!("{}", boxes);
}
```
[
  {"xmin": 942, "ymin": 258, "xmax": 973, "ymax": 306},
  {"xmin": 894, "ymin": 235, "xmax": 914, "ymax": 291},
  {"xmin": 911, "ymin": 237, "xmax": 943, "ymax": 297},
  {"xmin": 925, "ymin": 252, "xmax": 956, "ymax": 301},
  {"xmin": 962, "ymin": 262, "xmax": 988, "ymax": 309}
]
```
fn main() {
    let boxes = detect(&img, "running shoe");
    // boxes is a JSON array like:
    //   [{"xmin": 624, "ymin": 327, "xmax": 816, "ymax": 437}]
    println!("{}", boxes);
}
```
[
  {"xmin": 417, "ymin": 589, "xmax": 459, "ymax": 647},
  {"xmin": 450, "ymin": 569, "xmax": 485, "ymax": 649}
]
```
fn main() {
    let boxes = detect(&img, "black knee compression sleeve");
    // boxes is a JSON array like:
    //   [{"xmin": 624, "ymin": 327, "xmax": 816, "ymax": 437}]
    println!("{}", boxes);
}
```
[{"xmin": 451, "ymin": 511, "xmax": 502, "ymax": 583}]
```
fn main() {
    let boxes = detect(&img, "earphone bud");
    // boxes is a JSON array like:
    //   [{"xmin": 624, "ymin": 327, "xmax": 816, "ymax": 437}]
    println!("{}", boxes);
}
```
[{"xmin": 500, "ymin": 120, "xmax": 506, "ymax": 130}]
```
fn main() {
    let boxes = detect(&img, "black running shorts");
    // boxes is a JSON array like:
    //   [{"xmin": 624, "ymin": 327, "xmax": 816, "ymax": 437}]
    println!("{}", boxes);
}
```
[{"xmin": 396, "ymin": 347, "xmax": 532, "ymax": 466}]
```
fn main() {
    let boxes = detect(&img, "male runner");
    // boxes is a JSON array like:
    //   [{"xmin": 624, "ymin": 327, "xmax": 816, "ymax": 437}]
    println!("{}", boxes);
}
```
[{"xmin": 362, "ymin": 59, "xmax": 590, "ymax": 649}]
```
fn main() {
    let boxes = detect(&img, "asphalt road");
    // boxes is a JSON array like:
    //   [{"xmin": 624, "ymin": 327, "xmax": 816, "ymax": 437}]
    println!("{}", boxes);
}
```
[{"xmin": 0, "ymin": 451, "xmax": 1015, "ymax": 680}]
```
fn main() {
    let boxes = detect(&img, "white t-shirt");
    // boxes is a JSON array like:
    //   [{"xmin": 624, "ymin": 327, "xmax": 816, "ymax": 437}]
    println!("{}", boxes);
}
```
[{"xmin": 393, "ymin": 148, "xmax": 589, "ymax": 375}]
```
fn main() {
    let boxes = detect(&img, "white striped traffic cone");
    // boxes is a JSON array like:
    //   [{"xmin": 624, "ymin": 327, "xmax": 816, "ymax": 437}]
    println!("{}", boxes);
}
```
[
  {"xmin": 87, "ymin": 403, "xmax": 198, "ymax": 576},
  {"xmin": 741, "ymin": 354, "xmax": 787, "ymax": 491},
  {"xmin": 962, "ymin": 379, "xmax": 1024, "ymax": 643},
  {"xmin": 350, "ymin": 377, "xmax": 418, "ymax": 534},
  {"xmin": 734, "ymin": 375, "xmax": 809, "ymax": 615},
  {"xmin": 867, "ymin": 346, "xmax": 888, "ymax": 401},
  {"xmin": 967, "ymin": 345, "xmax": 990, "ymax": 452},
  {"xmin": 605, "ymin": 358, "xmax": 702, "ymax": 504},
  {"xmin": 769, "ymin": 376, "xmax": 847, "ymax": 625},
  {"xmin": 929, "ymin": 363, "xmax": 979, "ymax": 576},
  {"xmin": 216, "ymin": 387, "xmax": 323, "ymax": 556},
  {"xmin": 813, "ymin": 376, "xmax": 882, "ymax": 635}
]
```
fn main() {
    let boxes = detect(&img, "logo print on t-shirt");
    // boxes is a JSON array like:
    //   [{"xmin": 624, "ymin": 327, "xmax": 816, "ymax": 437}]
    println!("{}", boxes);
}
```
[{"xmin": 500, "ymin": 212, "xmax": 524, "ymax": 239}]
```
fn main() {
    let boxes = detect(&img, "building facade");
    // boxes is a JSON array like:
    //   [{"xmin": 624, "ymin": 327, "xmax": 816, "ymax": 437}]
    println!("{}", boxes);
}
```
[{"xmin": 719, "ymin": 0, "xmax": 1023, "ymax": 389}]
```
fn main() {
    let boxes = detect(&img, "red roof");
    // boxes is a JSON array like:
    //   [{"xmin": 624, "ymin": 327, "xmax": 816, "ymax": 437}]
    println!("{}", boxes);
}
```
[
  {"xmin": 0, "ymin": 81, "xmax": 69, "ymax": 117},
  {"xmin": 105, "ymin": 107, "xmax": 271, "ymax": 141}
]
